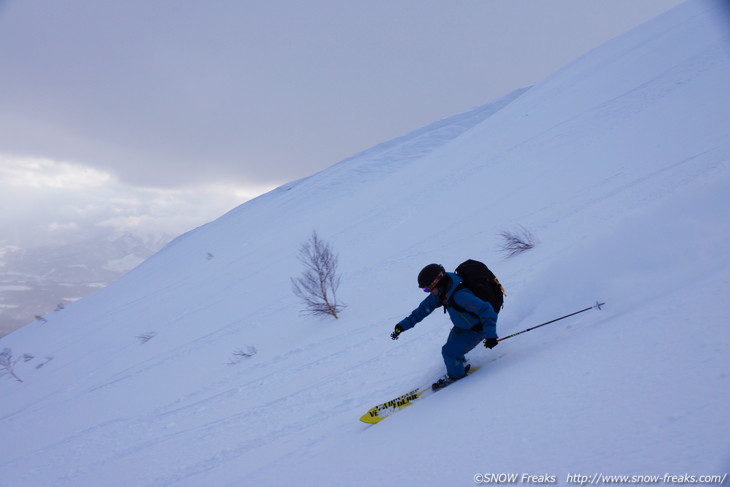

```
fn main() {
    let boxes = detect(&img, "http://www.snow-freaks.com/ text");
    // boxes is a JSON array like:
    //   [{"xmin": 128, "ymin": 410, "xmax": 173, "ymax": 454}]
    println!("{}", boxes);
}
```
[{"xmin": 473, "ymin": 473, "xmax": 728, "ymax": 486}]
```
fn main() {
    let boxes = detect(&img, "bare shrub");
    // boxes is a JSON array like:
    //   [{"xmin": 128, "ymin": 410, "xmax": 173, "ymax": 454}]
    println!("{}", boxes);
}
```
[
  {"xmin": 227, "ymin": 346, "xmax": 257, "ymax": 365},
  {"xmin": 0, "ymin": 348, "xmax": 23, "ymax": 383},
  {"xmin": 498, "ymin": 226, "xmax": 538, "ymax": 258},
  {"xmin": 36, "ymin": 356, "xmax": 54, "ymax": 369},
  {"xmin": 291, "ymin": 231, "xmax": 345, "ymax": 319},
  {"xmin": 136, "ymin": 332, "xmax": 157, "ymax": 344}
]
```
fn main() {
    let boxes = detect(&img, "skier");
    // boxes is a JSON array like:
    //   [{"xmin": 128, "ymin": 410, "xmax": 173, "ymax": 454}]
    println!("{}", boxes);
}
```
[{"xmin": 391, "ymin": 263, "xmax": 499, "ymax": 390}]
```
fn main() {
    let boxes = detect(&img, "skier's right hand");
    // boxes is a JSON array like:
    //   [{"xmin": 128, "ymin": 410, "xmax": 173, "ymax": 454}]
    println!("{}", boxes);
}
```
[
  {"xmin": 483, "ymin": 337, "xmax": 499, "ymax": 349},
  {"xmin": 391, "ymin": 325, "xmax": 404, "ymax": 340}
]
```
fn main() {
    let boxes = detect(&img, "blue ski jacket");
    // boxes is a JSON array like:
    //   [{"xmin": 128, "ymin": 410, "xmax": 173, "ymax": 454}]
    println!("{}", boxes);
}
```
[{"xmin": 397, "ymin": 272, "xmax": 498, "ymax": 338}]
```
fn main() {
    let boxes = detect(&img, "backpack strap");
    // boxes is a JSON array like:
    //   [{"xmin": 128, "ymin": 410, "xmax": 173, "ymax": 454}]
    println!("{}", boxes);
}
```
[
  {"xmin": 446, "ymin": 282, "xmax": 467, "ymax": 313},
  {"xmin": 446, "ymin": 283, "xmax": 484, "ymax": 331}
]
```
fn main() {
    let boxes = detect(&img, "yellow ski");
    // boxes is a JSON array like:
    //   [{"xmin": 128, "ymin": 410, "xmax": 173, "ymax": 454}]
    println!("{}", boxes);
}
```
[{"xmin": 360, "ymin": 366, "xmax": 480, "ymax": 424}]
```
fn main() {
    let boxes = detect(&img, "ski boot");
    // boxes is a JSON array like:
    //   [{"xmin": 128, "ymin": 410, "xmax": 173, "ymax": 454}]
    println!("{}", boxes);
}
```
[{"xmin": 432, "ymin": 364, "xmax": 471, "ymax": 391}]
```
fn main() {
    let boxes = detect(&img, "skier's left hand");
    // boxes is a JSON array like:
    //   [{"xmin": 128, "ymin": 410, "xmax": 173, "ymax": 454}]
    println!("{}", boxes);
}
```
[
  {"xmin": 483, "ymin": 337, "xmax": 499, "ymax": 349},
  {"xmin": 391, "ymin": 325, "xmax": 404, "ymax": 340}
]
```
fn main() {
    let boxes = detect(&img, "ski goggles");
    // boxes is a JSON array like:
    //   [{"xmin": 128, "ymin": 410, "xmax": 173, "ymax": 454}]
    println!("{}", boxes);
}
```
[{"xmin": 422, "ymin": 272, "xmax": 444, "ymax": 293}]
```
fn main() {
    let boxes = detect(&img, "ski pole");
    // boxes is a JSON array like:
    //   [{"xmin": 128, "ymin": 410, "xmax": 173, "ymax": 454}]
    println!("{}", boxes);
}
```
[{"xmin": 498, "ymin": 301, "xmax": 605, "ymax": 342}]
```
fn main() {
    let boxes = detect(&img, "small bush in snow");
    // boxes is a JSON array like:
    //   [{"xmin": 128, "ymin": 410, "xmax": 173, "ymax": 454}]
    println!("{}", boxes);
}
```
[
  {"xmin": 498, "ymin": 226, "xmax": 538, "ymax": 258},
  {"xmin": 35, "ymin": 356, "xmax": 53, "ymax": 369},
  {"xmin": 227, "ymin": 346, "xmax": 257, "ymax": 365},
  {"xmin": 291, "ymin": 231, "xmax": 345, "ymax": 319},
  {"xmin": 0, "ymin": 348, "xmax": 23, "ymax": 383},
  {"xmin": 136, "ymin": 332, "xmax": 157, "ymax": 344}
]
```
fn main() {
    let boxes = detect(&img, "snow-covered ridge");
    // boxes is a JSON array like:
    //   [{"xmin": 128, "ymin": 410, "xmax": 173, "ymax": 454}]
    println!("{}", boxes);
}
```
[{"xmin": 1, "ymin": 1, "xmax": 729, "ymax": 486}]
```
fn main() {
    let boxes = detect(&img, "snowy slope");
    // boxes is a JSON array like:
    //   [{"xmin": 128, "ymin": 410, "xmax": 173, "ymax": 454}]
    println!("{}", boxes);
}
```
[{"xmin": 2, "ymin": 1, "xmax": 730, "ymax": 486}]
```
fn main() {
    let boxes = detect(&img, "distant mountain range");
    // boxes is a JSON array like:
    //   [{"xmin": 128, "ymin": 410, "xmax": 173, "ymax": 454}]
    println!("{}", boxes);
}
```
[{"xmin": 0, "ymin": 232, "xmax": 171, "ymax": 336}]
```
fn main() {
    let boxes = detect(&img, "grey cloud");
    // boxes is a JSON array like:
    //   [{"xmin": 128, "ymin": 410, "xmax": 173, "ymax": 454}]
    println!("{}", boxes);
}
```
[{"xmin": 0, "ymin": 0, "xmax": 685, "ymax": 189}]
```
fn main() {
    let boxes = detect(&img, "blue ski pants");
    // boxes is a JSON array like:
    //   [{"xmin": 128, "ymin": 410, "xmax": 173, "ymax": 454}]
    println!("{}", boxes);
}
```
[{"xmin": 442, "ymin": 326, "xmax": 486, "ymax": 379}]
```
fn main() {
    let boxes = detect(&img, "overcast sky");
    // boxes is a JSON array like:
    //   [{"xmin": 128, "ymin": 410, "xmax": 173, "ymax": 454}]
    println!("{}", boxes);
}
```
[{"xmin": 0, "ymin": 0, "xmax": 686, "ymax": 245}]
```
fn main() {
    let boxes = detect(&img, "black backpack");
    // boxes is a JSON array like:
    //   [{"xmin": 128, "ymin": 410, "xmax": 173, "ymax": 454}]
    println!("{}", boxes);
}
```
[{"xmin": 450, "ymin": 259, "xmax": 505, "ymax": 315}]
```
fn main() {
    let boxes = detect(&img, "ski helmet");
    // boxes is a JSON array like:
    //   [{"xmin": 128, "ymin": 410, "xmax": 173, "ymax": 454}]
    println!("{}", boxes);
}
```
[{"xmin": 418, "ymin": 264, "xmax": 445, "ymax": 289}]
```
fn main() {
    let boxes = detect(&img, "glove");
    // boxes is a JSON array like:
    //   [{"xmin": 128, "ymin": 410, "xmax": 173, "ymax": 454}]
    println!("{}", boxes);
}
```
[
  {"xmin": 391, "ymin": 325, "xmax": 404, "ymax": 340},
  {"xmin": 483, "ymin": 337, "xmax": 499, "ymax": 349}
]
